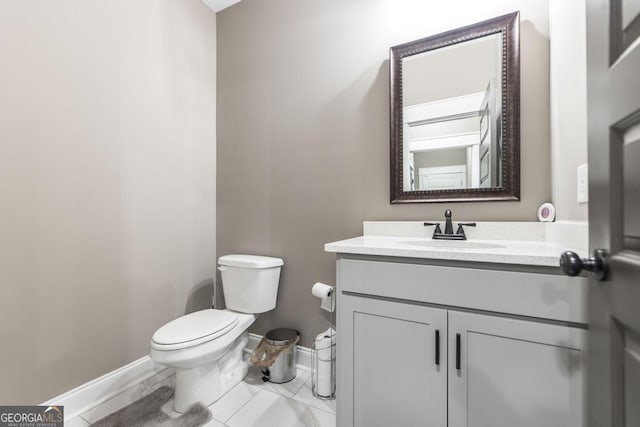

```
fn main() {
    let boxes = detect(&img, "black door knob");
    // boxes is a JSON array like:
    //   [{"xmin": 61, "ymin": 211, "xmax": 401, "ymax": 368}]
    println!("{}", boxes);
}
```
[{"xmin": 559, "ymin": 249, "xmax": 609, "ymax": 281}]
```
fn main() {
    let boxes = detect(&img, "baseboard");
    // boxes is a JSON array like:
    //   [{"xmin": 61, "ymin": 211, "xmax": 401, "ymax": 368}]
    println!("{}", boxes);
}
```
[
  {"xmin": 244, "ymin": 333, "xmax": 313, "ymax": 372},
  {"xmin": 41, "ymin": 335, "xmax": 313, "ymax": 421},
  {"xmin": 40, "ymin": 356, "xmax": 172, "ymax": 421}
]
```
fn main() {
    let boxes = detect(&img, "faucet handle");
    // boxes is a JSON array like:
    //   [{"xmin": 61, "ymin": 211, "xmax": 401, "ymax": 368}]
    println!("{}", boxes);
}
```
[
  {"xmin": 455, "ymin": 223, "xmax": 476, "ymax": 235},
  {"xmin": 424, "ymin": 222, "xmax": 442, "ymax": 235}
]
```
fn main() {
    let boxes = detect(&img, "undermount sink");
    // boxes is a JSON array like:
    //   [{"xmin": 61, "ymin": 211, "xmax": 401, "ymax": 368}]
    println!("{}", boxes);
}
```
[{"xmin": 401, "ymin": 240, "xmax": 506, "ymax": 249}]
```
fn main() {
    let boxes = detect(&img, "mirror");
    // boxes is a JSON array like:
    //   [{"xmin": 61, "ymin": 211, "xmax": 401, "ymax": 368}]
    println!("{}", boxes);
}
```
[{"xmin": 390, "ymin": 12, "xmax": 520, "ymax": 203}]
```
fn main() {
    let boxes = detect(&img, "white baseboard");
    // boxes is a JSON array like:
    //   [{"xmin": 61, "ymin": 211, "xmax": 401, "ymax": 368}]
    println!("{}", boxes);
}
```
[
  {"xmin": 244, "ymin": 333, "xmax": 313, "ymax": 372},
  {"xmin": 42, "ymin": 334, "xmax": 313, "ymax": 421},
  {"xmin": 41, "ymin": 356, "xmax": 172, "ymax": 421}
]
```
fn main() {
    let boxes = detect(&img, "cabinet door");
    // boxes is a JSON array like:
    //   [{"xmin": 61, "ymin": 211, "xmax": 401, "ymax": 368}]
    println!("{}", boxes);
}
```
[
  {"xmin": 448, "ymin": 311, "xmax": 586, "ymax": 427},
  {"xmin": 338, "ymin": 294, "xmax": 447, "ymax": 427}
]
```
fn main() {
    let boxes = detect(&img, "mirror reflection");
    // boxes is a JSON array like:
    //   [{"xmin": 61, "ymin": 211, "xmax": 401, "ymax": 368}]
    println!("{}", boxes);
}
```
[{"xmin": 402, "ymin": 33, "xmax": 503, "ymax": 192}]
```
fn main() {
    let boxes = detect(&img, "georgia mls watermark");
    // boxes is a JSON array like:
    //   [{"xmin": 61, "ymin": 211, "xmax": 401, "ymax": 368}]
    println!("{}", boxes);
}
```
[{"xmin": 0, "ymin": 406, "xmax": 63, "ymax": 427}]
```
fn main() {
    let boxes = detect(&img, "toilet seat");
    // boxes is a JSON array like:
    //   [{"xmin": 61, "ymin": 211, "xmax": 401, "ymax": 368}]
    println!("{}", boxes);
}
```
[{"xmin": 151, "ymin": 310, "xmax": 238, "ymax": 351}]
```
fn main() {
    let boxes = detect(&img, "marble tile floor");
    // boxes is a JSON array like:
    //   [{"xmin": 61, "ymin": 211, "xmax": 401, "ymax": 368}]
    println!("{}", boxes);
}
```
[{"xmin": 67, "ymin": 365, "xmax": 336, "ymax": 427}]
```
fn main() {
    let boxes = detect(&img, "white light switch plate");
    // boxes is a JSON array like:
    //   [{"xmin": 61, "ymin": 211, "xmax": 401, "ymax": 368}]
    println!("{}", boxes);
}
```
[{"xmin": 577, "ymin": 163, "xmax": 588, "ymax": 203}]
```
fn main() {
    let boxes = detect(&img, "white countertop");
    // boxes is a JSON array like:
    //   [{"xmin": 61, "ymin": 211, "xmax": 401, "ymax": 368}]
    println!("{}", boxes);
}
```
[
  {"xmin": 324, "ymin": 236, "xmax": 580, "ymax": 267},
  {"xmin": 324, "ymin": 221, "xmax": 589, "ymax": 267}
]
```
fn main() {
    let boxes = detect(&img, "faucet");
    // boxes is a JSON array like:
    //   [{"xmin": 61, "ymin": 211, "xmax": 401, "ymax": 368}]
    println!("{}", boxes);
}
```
[
  {"xmin": 444, "ymin": 209, "xmax": 454, "ymax": 235},
  {"xmin": 424, "ymin": 209, "xmax": 476, "ymax": 240}
]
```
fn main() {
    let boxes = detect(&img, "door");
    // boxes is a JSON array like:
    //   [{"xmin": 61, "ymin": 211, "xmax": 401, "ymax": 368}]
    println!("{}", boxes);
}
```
[
  {"xmin": 478, "ymin": 80, "xmax": 496, "ymax": 188},
  {"xmin": 419, "ymin": 165, "xmax": 466, "ymax": 190},
  {"xmin": 337, "ymin": 294, "xmax": 447, "ymax": 427},
  {"xmin": 586, "ymin": 0, "xmax": 640, "ymax": 426},
  {"xmin": 448, "ymin": 311, "xmax": 586, "ymax": 427}
]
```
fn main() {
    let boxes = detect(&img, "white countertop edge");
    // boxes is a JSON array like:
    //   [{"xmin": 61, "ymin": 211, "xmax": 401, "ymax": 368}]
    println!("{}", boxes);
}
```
[
  {"xmin": 324, "ymin": 247, "xmax": 561, "ymax": 267},
  {"xmin": 324, "ymin": 236, "xmax": 583, "ymax": 268}
]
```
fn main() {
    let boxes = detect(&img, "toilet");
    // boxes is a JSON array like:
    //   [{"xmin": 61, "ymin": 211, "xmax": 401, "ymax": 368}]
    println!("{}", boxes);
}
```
[{"xmin": 149, "ymin": 254, "xmax": 284, "ymax": 412}]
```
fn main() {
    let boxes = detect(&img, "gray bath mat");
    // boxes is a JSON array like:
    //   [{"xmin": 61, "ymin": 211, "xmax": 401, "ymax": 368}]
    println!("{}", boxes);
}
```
[{"xmin": 90, "ymin": 386, "xmax": 212, "ymax": 427}]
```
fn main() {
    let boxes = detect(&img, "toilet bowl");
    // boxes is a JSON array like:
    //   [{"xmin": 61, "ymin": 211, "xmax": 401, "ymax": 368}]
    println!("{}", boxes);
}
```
[
  {"xmin": 150, "ymin": 309, "xmax": 255, "ymax": 412},
  {"xmin": 149, "ymin": 254, "xmax": 283, "ymax": 412}
]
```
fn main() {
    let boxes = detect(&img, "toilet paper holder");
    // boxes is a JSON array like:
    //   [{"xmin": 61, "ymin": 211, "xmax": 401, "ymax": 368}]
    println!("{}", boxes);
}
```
[{"xmin": 312, "ymin": 282, "xmax": 335, "ymax": 312}]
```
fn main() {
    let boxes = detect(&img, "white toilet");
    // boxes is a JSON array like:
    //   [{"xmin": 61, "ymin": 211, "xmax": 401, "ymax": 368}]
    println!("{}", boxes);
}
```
[{"xmin": 149, "ymin": 254, "xmax": 283, "ymax": 413}]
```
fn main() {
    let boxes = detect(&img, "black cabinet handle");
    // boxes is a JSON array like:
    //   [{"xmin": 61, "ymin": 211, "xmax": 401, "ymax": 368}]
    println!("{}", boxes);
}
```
[
  {"xmin": 456, "ymin": 333, "xmax": 461, "ymax": 370},
  {"xmin": 435, "ymin": 329, "xmax": 440, "ymax": 366}
]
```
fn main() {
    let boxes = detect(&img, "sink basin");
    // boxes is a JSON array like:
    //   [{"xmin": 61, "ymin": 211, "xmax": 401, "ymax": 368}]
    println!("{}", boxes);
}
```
[{"xmin": 401, "ymin": 240, "xmax": 506, "ymax": 249}]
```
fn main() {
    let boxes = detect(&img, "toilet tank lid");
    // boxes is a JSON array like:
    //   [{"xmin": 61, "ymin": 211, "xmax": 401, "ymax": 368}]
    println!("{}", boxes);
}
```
[{"xmin": 218, "ymin": 254, "xmax": 284, "ymax": 269}]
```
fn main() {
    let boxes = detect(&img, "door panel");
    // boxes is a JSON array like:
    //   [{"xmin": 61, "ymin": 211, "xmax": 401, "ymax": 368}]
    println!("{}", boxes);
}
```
[
  {"xmin": 337, "ymin": 294, "xmax": 447, "ymax": 427},
  {"xmin": 621, "ymin": 0, "xmax": 640, "ymax": 29},
  {"xmin": 623, "ymin": 330, "xmax": 640, "ymax": 425},
  {"xmin": 586, "ymin": 0, "xmax": 640, "ymax": 425},
  {"xmin": 448, "ymin": 311, "xmax": 586, "ymax": 427},
  {"xmin": 622, "ymin": 123, "xmax": 640, "ymax": 249},
  {"xmin": 612, "ymin": 0, "xmax": 640, "ymax": 60}
]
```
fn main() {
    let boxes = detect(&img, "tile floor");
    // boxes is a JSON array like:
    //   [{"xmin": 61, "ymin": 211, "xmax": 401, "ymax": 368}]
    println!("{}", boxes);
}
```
[{"xmin": 67, "ymin": 365, "xmax": 336, "ymax": 427}]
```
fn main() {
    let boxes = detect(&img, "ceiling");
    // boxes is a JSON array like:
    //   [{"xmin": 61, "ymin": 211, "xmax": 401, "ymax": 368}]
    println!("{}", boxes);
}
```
[{"xmin": 202, "ymin": 0, "xmax": 241, "ymax": 13}]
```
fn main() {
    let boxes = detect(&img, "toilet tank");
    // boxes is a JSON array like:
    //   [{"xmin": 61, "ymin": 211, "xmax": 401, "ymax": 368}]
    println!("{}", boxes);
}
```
[{"xmin": 217, "ymin": 254, "xmax": 284, "ymax": 313}]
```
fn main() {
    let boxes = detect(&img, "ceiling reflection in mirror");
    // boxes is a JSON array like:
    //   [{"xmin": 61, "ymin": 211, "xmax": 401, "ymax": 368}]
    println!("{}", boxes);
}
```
[
  {"xmin": 390, "ymin": 12, "xmax": 520, "ymax": 203},
  {"xmin": 402, "ymin": 34, "xmax": 502, "ymax": 192}
]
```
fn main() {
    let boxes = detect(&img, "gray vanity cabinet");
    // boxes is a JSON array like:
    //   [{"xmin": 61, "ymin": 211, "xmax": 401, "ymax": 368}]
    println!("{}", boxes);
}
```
[
  {"xmin": 339, "ymin": 293, "xmax": 448, "ymax": 427},
  {"xmin": 336, "ymin": 256, "xmax": 588, "ymax": 427},
  {"xmin": 448, "ymin": 311, "xmax": 585, "ymax": 427}
]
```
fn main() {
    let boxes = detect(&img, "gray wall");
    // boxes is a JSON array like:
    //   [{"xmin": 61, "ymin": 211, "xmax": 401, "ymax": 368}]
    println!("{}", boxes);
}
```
[
  {"xmin": 217, "ymin": 0, "xmax": 551, "ymax": 346},
  {"xmin": 0, "ymin": 0, "xmax": 216, "ymax": 403}
]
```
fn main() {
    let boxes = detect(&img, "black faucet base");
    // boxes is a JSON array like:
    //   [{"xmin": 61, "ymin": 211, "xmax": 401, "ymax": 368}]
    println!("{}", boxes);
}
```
[{"xmin": 432, "ymin": 233, "xmax": 467, "ymax": 241}]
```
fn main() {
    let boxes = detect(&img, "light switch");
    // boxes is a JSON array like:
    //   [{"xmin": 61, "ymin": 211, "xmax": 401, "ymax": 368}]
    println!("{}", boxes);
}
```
[{"xmin": 577, "ymin": 163, "xmax": 588, "ymax": 203}]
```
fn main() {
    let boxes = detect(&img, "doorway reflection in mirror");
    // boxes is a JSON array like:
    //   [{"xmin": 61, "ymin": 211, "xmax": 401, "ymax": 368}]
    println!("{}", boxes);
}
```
[{"xmin": 402, "ymin": 33, "xmax": 503, "ymax": 192}]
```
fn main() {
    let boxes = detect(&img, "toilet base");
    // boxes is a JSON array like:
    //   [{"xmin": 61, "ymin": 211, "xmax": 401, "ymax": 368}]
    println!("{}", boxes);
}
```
[{"xmin": 173, "ymin": 332, "xmax": 249, "ymax": 413}]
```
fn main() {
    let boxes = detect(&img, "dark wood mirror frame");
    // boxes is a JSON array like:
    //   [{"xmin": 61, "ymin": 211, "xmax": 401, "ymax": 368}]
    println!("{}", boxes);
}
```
[{"xmin": 390, "ymin": 12, "xmax": 520, "ymax": 203}]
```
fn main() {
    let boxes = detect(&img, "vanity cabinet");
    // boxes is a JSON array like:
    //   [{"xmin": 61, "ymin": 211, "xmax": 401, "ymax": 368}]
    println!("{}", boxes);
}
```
[
  {"xmin": 336, "ymin": 256, "xmax": 587, "ymax": 427},
  {"xmin": 339, "ymin": 294, "xmax": 447, "ymax": 426},
  {"xmin": 448, "ymin": 311, "xmax": 585, "ymax": 427}
]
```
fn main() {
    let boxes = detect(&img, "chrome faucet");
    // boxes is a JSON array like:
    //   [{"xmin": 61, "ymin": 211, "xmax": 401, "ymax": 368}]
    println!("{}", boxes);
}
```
[{"xmin": 424, "ymin": 209, "xmax": 476, "ymax": 240}]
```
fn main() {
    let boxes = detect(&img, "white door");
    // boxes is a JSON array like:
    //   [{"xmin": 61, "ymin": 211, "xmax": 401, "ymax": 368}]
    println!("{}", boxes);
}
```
[
  {"xmin": 419, "ymin": 165, "xmax": 466, "ymax": 190},
  {"xmin": 478, "ymin": 80, "xmax": 496, "ymax": 188},
  {"xmin": 338, "ymin": 294, "xmax": 447, "ymax": 427},
  {"xmin": 448, "ymin": 311, "xmax": 586, "ymax": 427}
]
